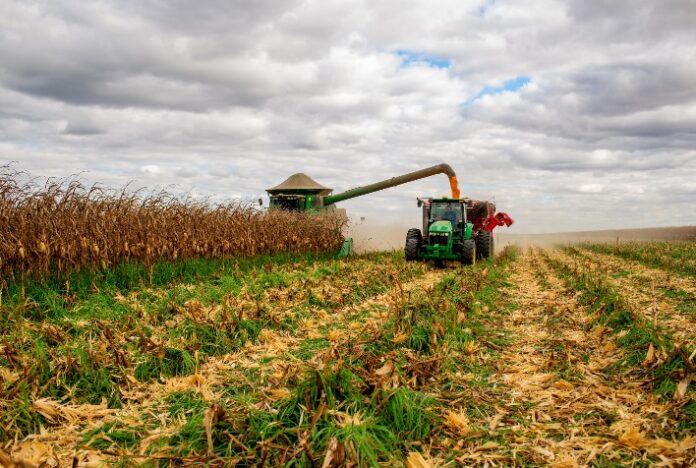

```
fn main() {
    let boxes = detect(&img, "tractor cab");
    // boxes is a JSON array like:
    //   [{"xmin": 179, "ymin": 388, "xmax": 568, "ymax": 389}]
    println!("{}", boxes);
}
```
[
  {"xmin": 406, "ymin": 198, "xmax": 475, "ymax": 264},
  {"xmin": 428, "ymin": 200, "xmax": 464, "ymax": 234},
  {"xmin": 419, "ymin": 198, "xmax": 474, "ymax": 244}
]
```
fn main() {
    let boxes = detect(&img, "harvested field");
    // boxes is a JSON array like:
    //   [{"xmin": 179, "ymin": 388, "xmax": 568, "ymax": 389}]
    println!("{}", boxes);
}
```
[{"xmin": 1, "ymin": 241, "xmax": 694, "ymax": 466}]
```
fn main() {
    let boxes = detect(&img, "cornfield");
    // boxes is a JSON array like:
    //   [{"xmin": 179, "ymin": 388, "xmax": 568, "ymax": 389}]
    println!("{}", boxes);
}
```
[{"xmin": 0, "ymin": 166, "xmax": 344, "ymax": 284}]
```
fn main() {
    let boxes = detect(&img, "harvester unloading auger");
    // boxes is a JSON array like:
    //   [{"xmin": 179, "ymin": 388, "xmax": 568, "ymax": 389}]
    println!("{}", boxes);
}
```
[{"xmin": 266, "ymin": 163, "xmax": 513, "ymax": 260}]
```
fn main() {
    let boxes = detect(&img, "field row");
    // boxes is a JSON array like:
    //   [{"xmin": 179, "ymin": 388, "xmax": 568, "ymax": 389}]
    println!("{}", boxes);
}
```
[
  {"xmin": 1, "ymin": 241, "xmax": 695, "ymax": 466},
  {"xmin": 579, "ymin": 240, "xmax": 696, "ymax": 277}
]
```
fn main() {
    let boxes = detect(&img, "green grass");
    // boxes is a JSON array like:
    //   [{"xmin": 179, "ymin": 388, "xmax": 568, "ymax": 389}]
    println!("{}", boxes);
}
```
[
  {"xmin": 657, "ymin": 286, "xmax": 696, "ymax": 317},
  {"xmin": 382, "ymin": 388, "xmax": 439, "ymax": 440},
  {"xmin": 0, "ymin": 250, "xmax": 431, "ymax": 450},
  {"xmin": 291, "ymin": 338, "xmax": 331, "ymax": 360},
  {"xmin": 134, "ymin": 347, "xmax": 197, "ymax": 382},
  {"xmin": 541, "ymin": 250, "xmax": 689, "ymax": 407},
  {"xmin": 579, "ymin": 241, "xmax": 696, "ymax": 277},
  {"xmin": 565, "ymin": 244, "xmax": 696, "ymax": 318},
  {"xmin": 82, "ymin": 421, "xmax": 145, "ymax": 451}
]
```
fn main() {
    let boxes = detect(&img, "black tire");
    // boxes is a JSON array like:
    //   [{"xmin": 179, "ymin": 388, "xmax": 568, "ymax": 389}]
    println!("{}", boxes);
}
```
[
  {"xmin": 461, "ymin": 239, "xmax": 476, "ymax": 265},
  {"xmin": 476, "ymin": 230, "xmax": 494, "ymax": 259},
  {"xmin": 405, "ymin": 228, "xmax": 422, "ymax": 261}
]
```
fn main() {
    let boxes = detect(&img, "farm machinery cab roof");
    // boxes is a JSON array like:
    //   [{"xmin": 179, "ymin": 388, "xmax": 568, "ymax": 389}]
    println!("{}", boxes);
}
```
[{"xmin": 405, "ymin": 197, "xmax": 513, "ymax": 265}]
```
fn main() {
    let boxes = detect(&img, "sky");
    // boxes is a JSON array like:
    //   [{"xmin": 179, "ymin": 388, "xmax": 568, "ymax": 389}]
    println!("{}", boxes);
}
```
[{"xmin": 1, "ymin": 0, "xmax": 695, "ymax": 233}]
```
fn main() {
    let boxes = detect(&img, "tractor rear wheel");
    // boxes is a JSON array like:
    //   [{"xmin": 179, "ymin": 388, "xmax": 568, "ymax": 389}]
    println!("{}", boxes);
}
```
[
  {"xmin": 405, "ymin": 228, "xmax": 422, "ymax": 261},
  {"xmin": 476, "ymin": 230, "xmax": 494, "ymax": 259},
  {"xmin": 461, "ymin": 239, "xmax": 476, "ymax": 265}
]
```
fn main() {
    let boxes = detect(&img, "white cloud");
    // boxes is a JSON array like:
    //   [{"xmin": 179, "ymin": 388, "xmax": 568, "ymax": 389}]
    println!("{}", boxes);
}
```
[{"xmin": 0, "ymin": 0, "xmax": 694, "ymax": 233}]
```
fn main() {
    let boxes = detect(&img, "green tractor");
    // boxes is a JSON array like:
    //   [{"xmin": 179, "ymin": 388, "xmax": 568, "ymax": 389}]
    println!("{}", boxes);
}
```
[{"xmin": 405, "ymin": 198, "xmax": 513, "ymax": 265}]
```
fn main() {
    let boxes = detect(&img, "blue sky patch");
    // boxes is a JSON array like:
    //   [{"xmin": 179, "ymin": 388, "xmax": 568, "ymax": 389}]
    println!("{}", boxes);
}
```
[
  {"xmin": 472, "ymin": 0, "xmax": 496, "ymax": 17},
  {"xmin": 396, "ymin": 50, "xmax": 451, "ymax": 69},
  {"xmin": 462, "ymin": 75, "xmax": 531, "ymax": 107}
]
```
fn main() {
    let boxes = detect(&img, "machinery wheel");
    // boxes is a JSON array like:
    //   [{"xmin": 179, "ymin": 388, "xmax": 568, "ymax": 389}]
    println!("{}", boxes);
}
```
[
  {"xmin": 405, "ymin": 228, "xmax": 422, "ymax": 261},
  {"xmin": 461, "ymin": 239, "xmax": 476, "ymax": 265},
  {"xmin": 476, "ymin": 230, "xmax": 494, "ymax": 259}
]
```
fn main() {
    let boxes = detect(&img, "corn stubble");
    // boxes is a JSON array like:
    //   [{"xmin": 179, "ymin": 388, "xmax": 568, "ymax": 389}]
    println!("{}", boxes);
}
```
[{"xmin": 0, "ymin": 166, "xmax": 344, "ymax": 284}]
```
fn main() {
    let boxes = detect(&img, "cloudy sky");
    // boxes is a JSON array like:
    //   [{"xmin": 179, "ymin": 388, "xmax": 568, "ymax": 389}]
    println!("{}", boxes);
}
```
[{"xmin": 1, "ymin": 0, "xmax": 695, "ymax": 233}]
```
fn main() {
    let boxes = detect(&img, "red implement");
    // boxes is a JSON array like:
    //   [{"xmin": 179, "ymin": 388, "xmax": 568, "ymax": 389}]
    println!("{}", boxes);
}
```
[{"xmin": 485, "ymin": 212, "xmax": 514, "ymax": 231}]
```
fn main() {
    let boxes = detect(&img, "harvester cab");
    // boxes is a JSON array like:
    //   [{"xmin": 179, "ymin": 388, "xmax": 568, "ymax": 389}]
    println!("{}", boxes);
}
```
[{"xmin": 406, "ymin": 197, "xmax": 513, "ymax": 265}]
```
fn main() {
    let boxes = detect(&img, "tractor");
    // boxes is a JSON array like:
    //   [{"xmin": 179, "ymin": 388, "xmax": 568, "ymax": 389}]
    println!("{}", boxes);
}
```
[{"xmin": 405, "ymin": 197, "xmax": 513, "ymax": 265}]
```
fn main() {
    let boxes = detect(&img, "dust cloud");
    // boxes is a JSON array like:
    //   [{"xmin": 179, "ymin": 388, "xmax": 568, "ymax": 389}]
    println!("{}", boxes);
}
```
[
  {"xmin": 347, "ymin": 221, "xmax": 696, "ymax": 253},
  {"xmin": 346, "ymin": 220, "xmax": 411, "ymax": 253}
]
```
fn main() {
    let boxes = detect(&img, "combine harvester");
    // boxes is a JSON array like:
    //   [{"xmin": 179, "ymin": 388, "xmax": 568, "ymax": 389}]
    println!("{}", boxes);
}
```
[{"xmin": 266, "ymin": 163, "xmax": 512, "ymax": 262}]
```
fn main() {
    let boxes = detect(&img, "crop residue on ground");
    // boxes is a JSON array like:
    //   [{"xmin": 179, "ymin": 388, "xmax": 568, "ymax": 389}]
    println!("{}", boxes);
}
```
[{"xmin": 0, "ymin": 241, "xmax": 694, "ymax": 466}]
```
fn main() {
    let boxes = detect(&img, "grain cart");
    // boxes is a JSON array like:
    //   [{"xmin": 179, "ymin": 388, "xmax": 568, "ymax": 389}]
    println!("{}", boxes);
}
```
[{"xmin": 405, "ymin": 198, "xmax": 513, "ymax": 265}]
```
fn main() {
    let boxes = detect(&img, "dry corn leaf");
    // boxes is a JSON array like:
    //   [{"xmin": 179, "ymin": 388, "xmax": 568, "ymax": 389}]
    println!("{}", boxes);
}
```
[
  {"xmin": 8, "ymin": 440, "xmax": 53, "ymax": 467},
  {"xmin": 444, "ymin": 410, "xmax": 470, "ymax": 436},
  {"xmin": 333, "ymin": 411, "xmax": 366, "ymax": 428},
  {"xmin": 553, "ymin": 380, "xmax": 574, "ymax": 391},
  {"xmin": 551, "ymin": 454, "xmax": 578, "ymax": 468},
  {"xmin": 0, "ymin": 367, "xmax": 19, "ymax": 384},
  {"xmin": 592, "ymin": 325, "xmax": 606, "ymax": 337},
  {"xmin": 643, "ymin": 343, "xmax": 655, "ymax": 366},
  {"xmin": 405, "ymin": 452, "xmax": 433, "ymax": 468},
  {"xmin": 674, "ymin": 436, "xmax": 696, "ymax": 453},
  {"xmin": 375, "ymin": 360, "xmax": 394, "ymax": 376},
  {"xmin": 488, "ymin": 414, "xmax": 502, "ymax": 433},
  {"xmin": 269, "ymin": 388, "xmax": 291, "ymax": 401},
  {"xmin": 617, "ymin": 426, "xmax": 649, "ymax": 449},
  {"xmin": 532, "ymin": 446, "xmax": 554, "ymax": 460},
  {"xmin": 32, "ymin": 398, "xmax": 113, "ymax": 425},
  {"xmin": 463, "ymin": 341, "xmax": 480, "ymax": 355},
  {"xmin": 321, "ymin": 437, "xmax": 341, "ymax": 468},
  {"xmin": 392, "ymin": 332, "xmax": 409, "ymax": 344},
  {"xmin": 475, "ymin": 441, "xmax": 499, "ymax": 451},
  {"xmin": 673, "ymin": 378, "xmax": 689, "ymax": 401},
  {"xmin": 601, "ymin": 341, "xmax": 616, "ymax": 353},
  {"xmin": 327, "ymin": 329, "xmax": 342, "ymax": 342}
]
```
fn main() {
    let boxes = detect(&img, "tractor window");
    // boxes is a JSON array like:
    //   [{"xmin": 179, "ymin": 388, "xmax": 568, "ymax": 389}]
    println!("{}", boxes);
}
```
[{"xmin": 430, "ymin": 203, "xmax": 462, "ymax": 226}]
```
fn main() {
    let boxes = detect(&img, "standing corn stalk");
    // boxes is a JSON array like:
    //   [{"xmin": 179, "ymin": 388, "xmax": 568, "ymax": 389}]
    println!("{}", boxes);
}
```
[{"xmin": 0, "ymin": 166, "xmax": 344, "ymax": 286}]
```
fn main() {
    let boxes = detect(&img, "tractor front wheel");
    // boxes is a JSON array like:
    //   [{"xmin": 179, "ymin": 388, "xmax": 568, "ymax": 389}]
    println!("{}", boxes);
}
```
[
  {"xmin": 476, "ymin": 230, "xmax": 494, "ymax": 259},
  {"xmin": 405, "ymin": 228, "xmax": 422, "ymax": 261},
  {"xmin": 461, "ymin": 239, "xmax": 476, "ymax": 265}
]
